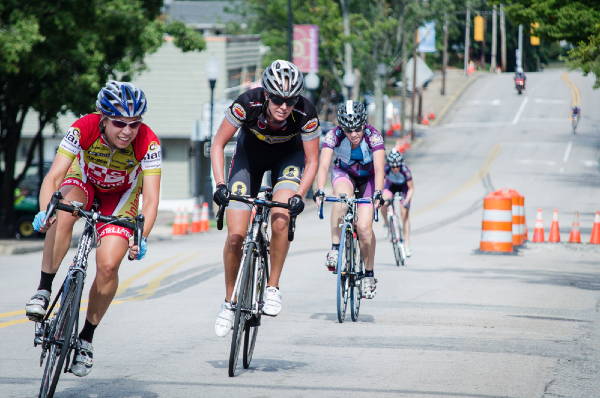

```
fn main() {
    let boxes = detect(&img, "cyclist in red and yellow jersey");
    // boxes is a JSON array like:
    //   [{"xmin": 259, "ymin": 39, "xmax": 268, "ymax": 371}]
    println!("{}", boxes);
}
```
[{"xmin": 25, "ymin": 81, "xmax": 161, "ymax": 377}]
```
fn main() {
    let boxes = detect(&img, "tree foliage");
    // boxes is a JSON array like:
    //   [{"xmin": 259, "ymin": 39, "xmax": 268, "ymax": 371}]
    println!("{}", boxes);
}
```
[
  {"xmin": 500, "ymin": 0, "xmax": 600, "ymax": 86},
  {"xmin": 0, "ymin": 0, "xmax": 205, "ymax": 237}
]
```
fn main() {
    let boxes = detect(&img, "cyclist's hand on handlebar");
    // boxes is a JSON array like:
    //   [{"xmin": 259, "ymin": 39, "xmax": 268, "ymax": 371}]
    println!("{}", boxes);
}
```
[
  {"xmin": 312, "ymin": 189, "xmax": 325, "ymax": 205},
  {"xmin": 128, "ymin": 237, "xmax": 148, "ymax": 260},
  {"xmin": 213, "ymin": 184, "xmax": 230, "ymax": 207},
  {"xmin": 288, "ymin": 194, "xmax": 305, "ymax": 216},
  {"xmin": 33, "ymin": 211, "xmax": 55, "ymax": 233},
  {"xmin": 372, "ymin": 190, "xmax": 385, "ymax": 209}
]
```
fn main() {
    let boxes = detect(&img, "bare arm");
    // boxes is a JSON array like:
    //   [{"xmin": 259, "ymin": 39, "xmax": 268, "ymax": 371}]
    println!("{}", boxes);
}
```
[
  {"xmin": 210, "ymin": 118, "xmax": 238, "ymax": 186},
  {"xmin": 38, "ymin": 153, "xmax": 73, "ymax": 211},
  {"xmin": 298, "ymin": 138, "xmax": 320, "ymax": 197},
  {"xmin": 405, "ymin": 179, "xmax": 415, "ymax": 203},
  {"xmin": 140, "ymin": 174, "xmax": 161, "ymax": 237},
  {"xmin": 373, "ymin": 150, "xmax": 386, "ymax": 192},
  {"xmin": 316, "ymin": 147, "xmax": 334, "ymax": 191}
]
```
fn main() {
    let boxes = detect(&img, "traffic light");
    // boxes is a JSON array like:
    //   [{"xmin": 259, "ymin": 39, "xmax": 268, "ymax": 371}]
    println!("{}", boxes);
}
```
[
  {"xmin": 530, "ymin": 22, "xmax": 540, "ymax": 46},
  {"xmin": 474, "ymin": 15, "xmax": 484, "ymax": 42}
]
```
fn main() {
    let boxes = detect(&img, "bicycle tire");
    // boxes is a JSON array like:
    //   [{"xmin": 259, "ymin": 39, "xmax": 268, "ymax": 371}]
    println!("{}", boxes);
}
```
[
  {"xmin": 229, "ymin": 243, "xmax": 255, "ymax": 377},
  {"xmin": 389, "ymin": 215, "xmax": 402, "ymax": 267},
  {"xmin": 572, "ymin": 116, "xmax": 578, "ymax": 134},
  {"xmin": 243, "ymin": 250, "xmax": 265, "ymax": 368},
  {"xmin": 336, "ymin": 227, "xmax": 351, "ymax": 323},
  {"xmin": 395, "ymin": 210, "xmax": 407, "ymax": 266},
  {"xmin": 39, "ymin": 272, "xmax": 82, "ymax": 398},
  {"xmin": 350, "ymin": 236, "xmax": 363, "ymax": 322}
]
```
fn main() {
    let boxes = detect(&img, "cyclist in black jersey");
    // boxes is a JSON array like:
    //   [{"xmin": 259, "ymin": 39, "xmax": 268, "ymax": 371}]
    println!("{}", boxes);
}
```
[{"xmin": 210, "ymin": 60, "xmax": 320, "ymax": 337}]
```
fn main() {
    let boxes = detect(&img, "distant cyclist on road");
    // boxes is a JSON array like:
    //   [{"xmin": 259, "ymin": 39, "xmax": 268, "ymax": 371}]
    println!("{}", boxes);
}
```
[
  {"xmin": 313, "ymin": 100, "xmax": 385, "ymax": 298},
  {"xmin": 25, "ymin": 81, "xmax": 161, "ymax": 377},
  {"xmin": 210, "ymin": 60, "xmax": 320, "ymax": 336},
  {"xmin": 381, "ymin": 150, "xmax": 415, "ymax": 256}
]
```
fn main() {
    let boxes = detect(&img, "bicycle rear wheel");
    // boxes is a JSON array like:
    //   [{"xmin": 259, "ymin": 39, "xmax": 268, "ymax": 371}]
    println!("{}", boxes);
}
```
[
  {"xmin": 39, "ymin": 272, "xmax": 83, "ymax": 398},
  {"xmin": 389, "ymin": 216, "xmax": 402, "ymax": 267},
  {"xmin": 243, "ymin": 251, "xmax": 265, "ymax": 368},
  {"xmin": 229, "ymin": 243, "xmax": 255, "ymax": 377},
  {"xmin": 350, "ymin": 237, "xmax": 363, "ymax": 322},
  {"xmin": 336, "ymin": 227, "xmax": 351, "ymax": 323}
]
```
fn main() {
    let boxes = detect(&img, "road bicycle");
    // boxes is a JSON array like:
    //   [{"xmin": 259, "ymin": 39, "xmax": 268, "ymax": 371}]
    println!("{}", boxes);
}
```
[
  {"xmin": 318, "ymin": 193, "xmax": 376, "ymax": 323},
  {"xmin": 34, "ymin": 191, "xmax": 144, "ymax": 398},
  {"xmin": 386, "ymin": 192, "xmax": 407, "ymax": 267},
  {"xmin": 216, "ymin": 187, "xmax": 296, "ymax": 377},
  {"xmin": 571, "ymin": 111, "xmax": 580, "ymax": 134}
]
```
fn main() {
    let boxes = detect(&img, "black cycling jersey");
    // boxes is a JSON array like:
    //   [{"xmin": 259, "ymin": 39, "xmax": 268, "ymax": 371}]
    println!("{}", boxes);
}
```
[{"xmin": 224, "ymin": 87, "xmax": 321, "ymax": 144}]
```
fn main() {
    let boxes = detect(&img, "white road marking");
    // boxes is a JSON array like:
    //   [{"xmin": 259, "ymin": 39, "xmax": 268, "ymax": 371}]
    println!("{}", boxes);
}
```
[
  {"xmin": 534, "ymin": 98, "xmax": 566, "ymax": 104},
  {"xmin": 512, "ymin": 97, "xmax": 529, "ymax": 125},
  {"xmin": 491, "ymin": 99, "xmax": 501, "ymax": 106},
  {"xmin": 583, "ymin": 160, "xmax": 599, "ymax": 167},
  {"xmin": 563, "ymin": 140, "xmax": 572, "ymax": 163},
  {"xmin": 518, "ymin": 159, "xmax": 557, "ymax": 166}
]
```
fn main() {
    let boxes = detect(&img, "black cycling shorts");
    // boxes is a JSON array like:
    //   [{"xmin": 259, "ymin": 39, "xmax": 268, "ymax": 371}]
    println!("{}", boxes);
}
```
[{"xmin": 227, "ymin": 132, "xmax": 304, "ymax": 210}]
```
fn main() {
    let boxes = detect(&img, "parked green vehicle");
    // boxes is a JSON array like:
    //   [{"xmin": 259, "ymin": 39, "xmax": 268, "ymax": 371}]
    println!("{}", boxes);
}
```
[{"xmin": 13, "ymin": 162, "xmax": 51, "ymax": 239}]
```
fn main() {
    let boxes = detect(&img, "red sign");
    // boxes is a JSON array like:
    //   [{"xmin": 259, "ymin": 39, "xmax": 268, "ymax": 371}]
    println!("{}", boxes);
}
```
[{"xmin": 293, "ymin": 25, "xmax": 319, "ymax": 73}]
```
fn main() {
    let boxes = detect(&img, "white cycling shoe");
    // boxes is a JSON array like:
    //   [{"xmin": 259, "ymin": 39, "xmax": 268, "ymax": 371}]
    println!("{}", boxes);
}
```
[
  {"xmin": 71, "ymin": 339, "xmax": 94, "ymax": 377},
  {"xmin": 361, "ymin": 277, "xmax": 377, "ymax": 299},
  {"xmin": 262, "ymin": 287, "xmax": 282, "ymax": 316},
  {"xmin": 214, "ymin": 301, "xmax": 234, "ymax": 337}
]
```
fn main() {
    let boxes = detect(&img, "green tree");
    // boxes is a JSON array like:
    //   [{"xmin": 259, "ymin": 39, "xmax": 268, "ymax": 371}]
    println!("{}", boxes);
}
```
[
  {"xmin": 500, "ymin": 0, "xmax": 600, "ymax": 86},
  {"xmin": 0, "ymin": 0, "xmax": 205, "ymax": 238}
]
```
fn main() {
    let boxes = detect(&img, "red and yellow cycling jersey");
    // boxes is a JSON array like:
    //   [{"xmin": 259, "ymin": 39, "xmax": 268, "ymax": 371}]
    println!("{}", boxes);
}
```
[{"xmin": 57, "ymin": 113, "xmax": 161, "ymax": 193}]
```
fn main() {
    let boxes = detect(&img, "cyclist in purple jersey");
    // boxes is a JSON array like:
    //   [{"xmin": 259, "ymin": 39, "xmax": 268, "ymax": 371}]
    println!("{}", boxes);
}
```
[
  {"xmin": 314, "ymin": 100, "xmax": 385, "ymax": 298},
  {"xmin": 382, "ymin": 150, "xmax": 414, "ymax": 256}
]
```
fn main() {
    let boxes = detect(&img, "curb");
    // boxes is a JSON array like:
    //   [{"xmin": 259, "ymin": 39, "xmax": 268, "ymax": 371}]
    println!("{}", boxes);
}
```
[{"xmin": 431, "ymin": 72, "xmax": 483, "ymax": 127}]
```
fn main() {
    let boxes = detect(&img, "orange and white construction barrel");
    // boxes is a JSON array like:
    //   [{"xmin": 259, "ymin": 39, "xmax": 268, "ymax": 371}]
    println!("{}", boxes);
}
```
[{"xmin": 480, "ymin": 191, "xmax": 514, "ymax": 253}]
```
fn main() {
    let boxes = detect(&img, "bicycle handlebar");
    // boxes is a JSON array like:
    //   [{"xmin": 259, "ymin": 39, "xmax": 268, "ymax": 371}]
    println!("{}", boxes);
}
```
[
  {"xmin": 216, "ymin": 193, "xmax": 297, "ymax": 241},
  {"xmin": 45, "ymin": 191, "xmax": 145, "ymax": 257},
  {"xmin": 318, "ymin": 195, "xmax": 378, "ymax": 221}
]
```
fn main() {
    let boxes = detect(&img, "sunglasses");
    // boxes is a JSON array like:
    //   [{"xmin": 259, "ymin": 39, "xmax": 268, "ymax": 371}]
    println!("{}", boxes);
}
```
[
  {"xmin": 342, "ymin": 127, "xmax": 363, "ymax": 134},
  {"xmin": 107, "ymin": 117, "xmax": 142, "ymax": 129},
  {"xmin": 269, "ymin": 95, "xmax": 299, "ymax": 107}
]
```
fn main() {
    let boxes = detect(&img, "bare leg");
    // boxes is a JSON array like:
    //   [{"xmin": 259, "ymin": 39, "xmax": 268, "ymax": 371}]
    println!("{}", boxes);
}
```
[
  {"xmin": 401, "ymin": 206, "xmax": 411, "ymax": 248},
  {"xmin": 85, "ymin": 235, "xmax": 128, "ymax": 325},
  {"xmin": 268, "ymin": 188, "xmax": 296, "ymax": 288},
  {"xmin": 330, "ymin": 180, "xmax": 354, "ymax": 244},
  {"xmin": 223, "ymin": 208, "xmax": 251, "ymax": 301},
  {"xmin": 356, "ymin": 205, "xmax": 376, "ymax": 271}
]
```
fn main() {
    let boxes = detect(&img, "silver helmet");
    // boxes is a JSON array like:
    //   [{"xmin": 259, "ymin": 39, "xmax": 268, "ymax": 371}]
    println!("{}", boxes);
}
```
[
  {"xmin": 262, "ymin": 60, "xmax": 304, "ymax": 97},
  {"xmin": 387, "ymin": 150, "xmax": 404, "ymax": 167},
  {"xmin": 337, "ymin": 100, "xmax": 367, "ymax": 131}
]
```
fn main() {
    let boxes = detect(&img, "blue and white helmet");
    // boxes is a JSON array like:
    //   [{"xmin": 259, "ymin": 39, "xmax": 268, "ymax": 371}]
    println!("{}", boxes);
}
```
[
  {"xmin": 96, "ymin": 80, "xmax": 147, "ymax": 117},
  {"xmin": 387, "ymin": 150, "xmax": 404, "ymax": 167}
]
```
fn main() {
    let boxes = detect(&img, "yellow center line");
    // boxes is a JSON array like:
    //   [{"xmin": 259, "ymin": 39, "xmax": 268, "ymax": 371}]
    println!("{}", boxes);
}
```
[
  {"xmin": 561, "ymin": 72, "xmax": 581, "ymax": 107},
  {"xmin": 414, "ymin": 143, "xmax": 502, "ymax": 216}
]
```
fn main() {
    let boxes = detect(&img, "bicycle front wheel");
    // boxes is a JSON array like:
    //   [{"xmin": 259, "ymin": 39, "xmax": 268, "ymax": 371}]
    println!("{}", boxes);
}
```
[
  {"xmin": 39, "ymin": 272, "xmax": 83, "ymax": 398},
  {"xmin": 336, "ymin": 227, "xmax": 352, "ymax": 323},
  {"xmin": 243, "ymin": 251, "xmax": 265, "ymax": 369},
  {"xmin": 229, "ymin": 243, "xmax": 255, "ymax": 377},
  {"xmin": 350, "ymin": 237, "xmax": 363, "ymax": 322}
]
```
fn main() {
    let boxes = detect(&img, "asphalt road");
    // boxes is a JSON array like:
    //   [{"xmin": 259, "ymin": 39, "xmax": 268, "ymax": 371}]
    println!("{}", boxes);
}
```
[{"xmin": 1, "ymin": 69, "xmax": 600, "ymax": 398}]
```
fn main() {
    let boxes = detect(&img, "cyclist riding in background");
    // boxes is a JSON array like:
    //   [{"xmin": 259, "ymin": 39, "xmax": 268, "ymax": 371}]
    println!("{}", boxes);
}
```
[
  {"xmin": 514, "ymin": 67, "xmax": 526, "ymax": 86},
  {"xmin": 571, "ymin": 106, "xmax": 581, "ymax": 118},
  {"xmin": 381, "ymin": 150, "xmax": 415, "ymax": 257},
  {"xmin": 25, "ymin": 80, "xmax": 161, "ymax": 377},
  {"xmin": 210, "ymin": 60, "xmax": 320, "ymax": 337},
  {"xmin": 314, "ymin": 100, "xmax": 385, "ymax": 298}
]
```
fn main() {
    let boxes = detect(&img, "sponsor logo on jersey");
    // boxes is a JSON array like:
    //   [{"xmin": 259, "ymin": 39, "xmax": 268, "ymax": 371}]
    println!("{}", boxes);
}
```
[
  {"xmin": 232, "ymin": 103, "xmax": 246, "ymax": 120},
  {"xmin": 323, "ymin": 131, "xmax": 337, "ymax": 147},
  {"xmin": 370, "ymin": 132, "xmax": 384, "ymax": 146},
  {"xmin": 302, "ymin": 118, "xmax": 319, "ymax": 133},
  {"xmin": 282, "ymin": 166, "xmax": 300, "ymax": 179},
  {"xmin": 64, "ymin": 127, "xmax": 81, "ymax": 145},
  {"xmin": 257, "ymin": 119, "xmax": 266, "ymax": 129},
  {"xmin": 231, "ymin": 181, "xmax": 247, "ymax": 196}
]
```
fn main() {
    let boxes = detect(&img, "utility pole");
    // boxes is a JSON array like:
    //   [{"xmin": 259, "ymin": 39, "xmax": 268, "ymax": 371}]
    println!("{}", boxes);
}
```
[
  {"xmin": 500, "ymin": 4, "xmax": 507, "ymax": 71},
  {"xmin": 400, "ymin": 28, "xmax": 408, "ymax": 136},
  {"xmin": 287, "ymin": 0, "xmax": 293, "ymax": 61},
  {"xmin": 441, "ymin": 13, "xmax": 449, "ymax": 95},
  {"xmin": 517, "ymin": 24, "xmax": 523, "ymax": 69},
  {"xmin": 410, "ymin": 29, "xmax": 418, "ymax": 141},
  {"xmin": 340, "ymin": 0, "xmax": 353, "ymax": 100},
  {"xmin": 491, "ymin": 5, "xmax": 497, "ymax": 72},
  {"xmin": 464, "ymin": 4, "xmax": 471, "ymax": 75}
]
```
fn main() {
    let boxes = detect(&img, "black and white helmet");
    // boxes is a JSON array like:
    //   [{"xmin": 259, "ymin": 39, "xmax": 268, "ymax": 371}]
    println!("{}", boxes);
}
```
[
  {"xmin": 337, "ymin": 100, "xmax": 367, "ymax": 131},
  {"xmin": 262, "ymin": 60, "xmax": 304, "ymax": 97},
  {"xmin": 96, "ymin": 80, "xmax": 147, "ymax": 117},
  {"xmin": 387, "ymin": 150, "xmax": 404, "ymax": 167}
]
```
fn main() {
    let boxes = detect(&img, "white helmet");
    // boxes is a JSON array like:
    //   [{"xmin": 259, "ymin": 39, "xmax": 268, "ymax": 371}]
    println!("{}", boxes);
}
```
[{"xmin": 262, "ymin": 60, "xmax": 304, "ymax": 97}]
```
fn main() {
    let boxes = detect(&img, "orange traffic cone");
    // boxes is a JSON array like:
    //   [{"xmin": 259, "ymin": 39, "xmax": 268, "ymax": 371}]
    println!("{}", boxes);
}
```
[
  {"xmin": 548, "ymin": 209, "xmax": 560, "ymax": 243},
  {"xmin": 568, "ymin": 212, "xmax": 582, "ymax": 243},
  {"xmin": 172, "ymin": 207, "xmax": 184, "ymax": 236},
  {"xmin": 191, "ymin": 203, "xmax": 202, "ymax": 233},
  {"xmin": 532, "ymin": 208, "xmax": 545, "ymax": 243},
  {"xmin": 421, "ymin": 118, "xmax": 430, "ymax": 126},
  {"xmin": 590, "ymin": 211, "xmax": 600, "ymax": 244},
  {"xmin": 428, "ymin": 112, "xmax": 436, "ymax": 120},
  {"xmin": 199, "ymin": 202, "xmax": 209, "ymax": 232}
]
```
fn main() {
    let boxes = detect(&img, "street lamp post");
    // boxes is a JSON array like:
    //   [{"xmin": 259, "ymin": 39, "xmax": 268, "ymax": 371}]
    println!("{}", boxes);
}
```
[
  {"xmin": 375, "ymin": 63, "xmax": 386, "ymax": 133},
  {"xmin": 343, "ymin": 72, "xmax": 354, "ymax": 101},
  {"xmin": 204, "ymin": 58, "xmax": 219, "ymax": 217},
  {"xmin": 304, "ymin": 72, "xmax": 320, "ymax": 105}
]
